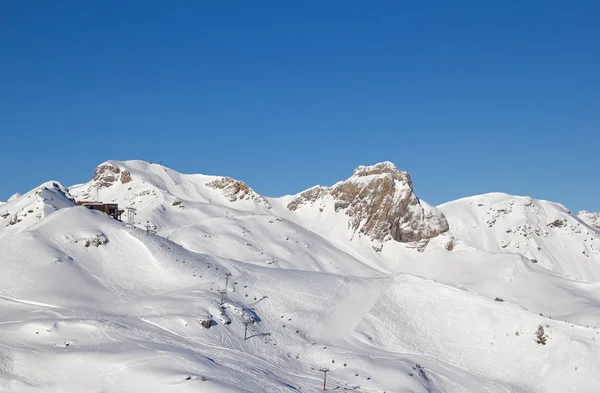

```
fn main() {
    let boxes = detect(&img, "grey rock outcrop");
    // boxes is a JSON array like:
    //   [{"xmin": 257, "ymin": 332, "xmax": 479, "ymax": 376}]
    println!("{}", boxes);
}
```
[
  {"xmin": 206, "ymin": 177, "xmax": 271, "ymax": 209},
  {"xmin": 287, "ymin": 162, "xmax": 450, "ymax": 250},
  {"xmin": 93, "ymin": 164, "xmax": 132, "ymax": 188}
]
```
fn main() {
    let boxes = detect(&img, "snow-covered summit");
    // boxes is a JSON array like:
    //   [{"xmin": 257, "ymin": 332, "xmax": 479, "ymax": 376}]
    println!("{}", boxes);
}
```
[
  {"xmin": 578, "ymin": 210, "xmax": 600, "ymax": 231},
  {"xmin": 7, "ymin": 192, "xmax": 22, "ymax": 202},
  {"xmin": 0, "ymin": 181, "xmax": 74, "ymax": 236},
  {"xmin": 439, "ymin": 193, "xmax": 600, "ymax": 281},
  {"xmin": 69, "ymin": 160, "xmax": 271, "ymax": 212},
  {"xmin": 284, "ymin": 161, "xmax": 450, "ymax": 251},
  {"xmin": 351, "ymin": 160, "xmax": 400, "ymax": 177}
]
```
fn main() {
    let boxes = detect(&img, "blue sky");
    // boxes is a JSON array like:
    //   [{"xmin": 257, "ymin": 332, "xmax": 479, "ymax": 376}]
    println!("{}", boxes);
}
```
[{"xmin": 1, "ymin": 1, "xmax": 598, "ymax": 211}]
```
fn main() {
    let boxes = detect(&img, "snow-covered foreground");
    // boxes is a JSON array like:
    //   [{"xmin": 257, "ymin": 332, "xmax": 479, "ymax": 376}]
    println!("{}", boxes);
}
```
[{"xmin": 1, "ymin": 160, "xmax": 600, "ymax": 392}]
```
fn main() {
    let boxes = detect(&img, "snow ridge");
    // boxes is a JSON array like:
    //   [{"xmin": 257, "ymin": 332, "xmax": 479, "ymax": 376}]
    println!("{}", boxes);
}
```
[
  {"xmin": 439, "ymin": 193, "xmax": 600, "ymax": 281},
  {"xmin": 0, "ymin": 181, "xmax": 74, "ymax": 236}
]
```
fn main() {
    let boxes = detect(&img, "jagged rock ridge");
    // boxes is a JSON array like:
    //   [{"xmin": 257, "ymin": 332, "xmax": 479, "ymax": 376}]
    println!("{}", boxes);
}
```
[
  {"xmin": 287, "ymin": 162, "xmax": 450, "ymax": 249},
  {"xmin": 93, "ymin": 164, "xmax": 132, "ymax": 188},
  {"xmin": 205, "ymin": 177, "xmax": 271, "ymax": 208}
]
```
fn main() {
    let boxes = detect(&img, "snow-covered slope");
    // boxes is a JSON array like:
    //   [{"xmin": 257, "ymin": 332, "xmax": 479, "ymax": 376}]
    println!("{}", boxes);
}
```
[
  {"xmin": 2, "ymin": 200, "xmax": 600, "ymax": 393},
  {"xmin": 68, "ymin": 161, "xmax": 382, "ymax": 275},
  {"xmin": 1, "ymin": 160, "xmax": 600, "ymax": 392},
  {"xmin": 578, "ymin": 210, "xmax": 600, "ymax": 231},
  {"xmin": 439, "ymin": 193, "xmax": 600, "ymax": 282},
  {"xmin": 0, "ymin": 181, "xmax": 74, "ymax": 237}
]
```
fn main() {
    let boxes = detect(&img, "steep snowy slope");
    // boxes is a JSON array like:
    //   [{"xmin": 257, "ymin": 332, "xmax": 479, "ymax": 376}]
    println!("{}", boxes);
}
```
[
  {"xmin": 0, "ymin": 205, "xmax": 293, "ymax": 392},
  {"xmin": 578, "ymin": 210, "xmax": 600, "ymax": 231},
  {"xmin": 2, "ymin": 194, "xmax": 600, "ymax": 393},
  {"xmin": 439, "ymin": 193, "xmax": 600, "ymax": 282},
  {"xmin": 0, "ymin": 181, "xmax": 74, "ymax": 237}
]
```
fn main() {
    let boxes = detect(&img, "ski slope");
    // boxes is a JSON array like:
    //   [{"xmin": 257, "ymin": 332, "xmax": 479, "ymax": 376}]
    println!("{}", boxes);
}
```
[{"xmin": 1, "ymin": 160, "xmax": 599, "ymax": 392}]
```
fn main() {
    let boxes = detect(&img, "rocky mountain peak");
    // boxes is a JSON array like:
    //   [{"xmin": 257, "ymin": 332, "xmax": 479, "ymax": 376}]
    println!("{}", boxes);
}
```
[
  {"xmin": 351, "ymin": 161, "xmax": 405, "ymax": 178},
  {"xmin": 287, "ymin": 162, "xmax": 450, "ymax": 251},
  {"xmin": 92, "ymin": 162, "xmax": 132, "ymax": 188},
  {"xmin": 205, "ymin": 177, "xmax": 271, "ymax": 208}
]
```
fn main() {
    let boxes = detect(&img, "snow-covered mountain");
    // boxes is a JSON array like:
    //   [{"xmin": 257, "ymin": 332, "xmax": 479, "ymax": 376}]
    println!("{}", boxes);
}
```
[
  {"xmin": 0, "ymin": 181, "xmax": 74, "ymax": 236},
  {"xmin": 1, "ymin": 159, "xmax": 600, "ymax": 393},
  {"xmin": 70, "ymin": 160, "xmax": 449, "ymax": 254},
  {"xmin": 578, "ymin": 210, "xmax": 600, "ymax": 231},
  {"xmin": 440, "ymin": 193, "xmax": 600, "ymax": 281},
  {"xmin": 70, "ymin": 160, "xmax": 271, "ymax": 214}
]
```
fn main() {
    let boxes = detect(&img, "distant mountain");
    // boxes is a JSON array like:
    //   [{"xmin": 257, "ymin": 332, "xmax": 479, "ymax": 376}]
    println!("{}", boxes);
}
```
[
  {"xmin": 69, "ymin": 160, "xmax": 451, "ymax": 254},
  {"xmin": 284, "ymin": 161, "xmax": 450, "ymax": 251},
  {"xmin": 439, "ymin": 193, "xmax": 600, "ymax": 281},
  {"xmin": 70, "ymin": 160, "xmax": 271, "ymax": 211}
]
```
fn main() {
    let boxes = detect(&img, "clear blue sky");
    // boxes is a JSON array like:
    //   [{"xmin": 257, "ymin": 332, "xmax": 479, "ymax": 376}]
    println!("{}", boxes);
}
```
[{"xmin": 1, "ymin": 1, "xmax": 598, "ymax": 211}]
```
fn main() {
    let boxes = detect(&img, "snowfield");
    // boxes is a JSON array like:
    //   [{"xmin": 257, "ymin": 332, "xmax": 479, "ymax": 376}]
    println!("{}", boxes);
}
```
[
  {"xmin": 0, "ymin": 160, "xmax": 599, "ymax": 393},
  {"xmin": 439, "ymin": 193, "xmax": 600, "ymax": 281}
]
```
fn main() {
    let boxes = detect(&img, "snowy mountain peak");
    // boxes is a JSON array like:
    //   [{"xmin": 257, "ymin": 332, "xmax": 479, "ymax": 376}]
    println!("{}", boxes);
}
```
[
  {"xmin": 351, "ymin": 161, "xmax": 403, "ymax": 178},
  {"xmin": 0, "ymin": 181, "xmax": 74, "ymax": 235},
  {"xmin": 205, "ymin": 177, "xmax": 270, "ymax": 208},
  {"xmin": 7, "ymin": 192, "xmax": 22, "ymax": 202},
  {"xmin": 286, "ymin": 161, "xmax": 450, "ymax": 251},
  {"xmin": 440, "ymin": 193, "xmax": 600, "ymax": 281},
  {"xmin": 68, "ymin": 159, "xmax": 274, "ymax": 235},
  {"xmin": 578, "ymin": 210, "xmax": 600, "ymax": 231}
]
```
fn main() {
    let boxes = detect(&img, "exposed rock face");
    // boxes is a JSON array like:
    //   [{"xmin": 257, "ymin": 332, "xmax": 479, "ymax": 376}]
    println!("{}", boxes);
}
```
[
  {"xmin": 287, "ymin": 162, "xmax": 450, "ymax": 249},
  {"xmin": 206, "ymin": 177, "xmax": 271, "ymax": 208},
  {"xmin": 287, "ymin": 187, "xmax": 328, "ymax": 211},
  {"xmin": 548, "ymin": 218, "xmax": 567, "ymax": 229},
  {"xmin": 578, "ymin": 211, "xmax": 600, "ymax": 231},
  {"xmin": 120, "ymin": 170, "xmax": 132, "ymax": 184},
  {"xmin": 93, "ymin": 164, "xmax": 132, "ymax": 188}
]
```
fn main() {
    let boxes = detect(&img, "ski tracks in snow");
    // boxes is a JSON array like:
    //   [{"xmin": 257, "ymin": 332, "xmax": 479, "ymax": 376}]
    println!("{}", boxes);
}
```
[{"xmin": 308, "ymin": 276, "xmax": 393, "ymax": 347}]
